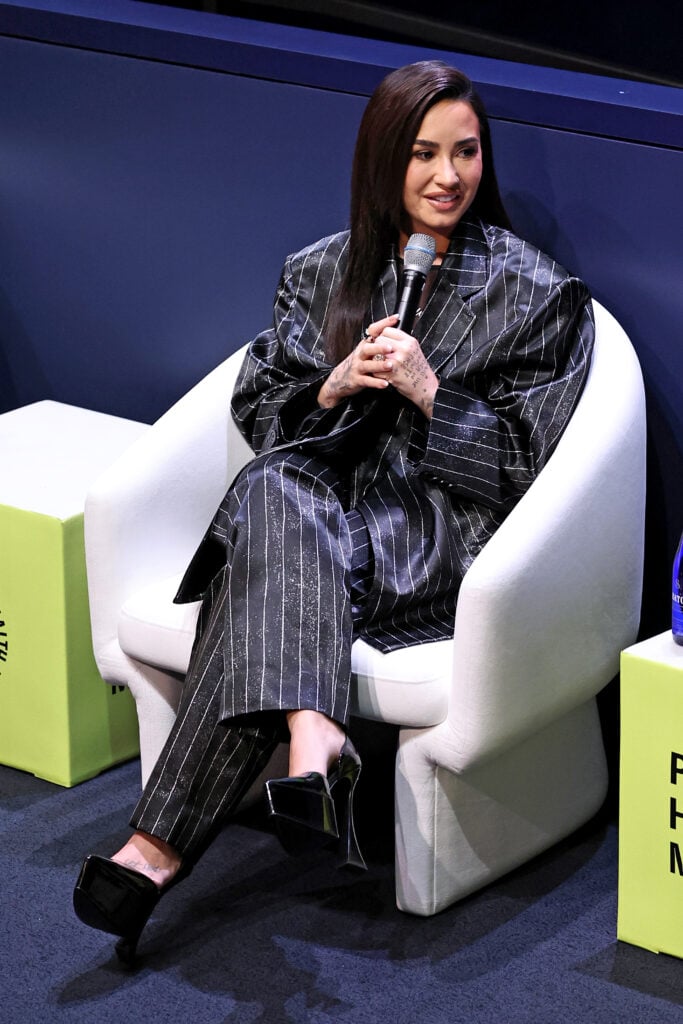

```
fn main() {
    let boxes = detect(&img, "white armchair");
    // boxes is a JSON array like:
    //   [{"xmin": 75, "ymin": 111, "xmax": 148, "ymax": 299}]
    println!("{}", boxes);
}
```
[{"xmin": 84, "ymin": 300, "xmax": 646, "ymax": 915}]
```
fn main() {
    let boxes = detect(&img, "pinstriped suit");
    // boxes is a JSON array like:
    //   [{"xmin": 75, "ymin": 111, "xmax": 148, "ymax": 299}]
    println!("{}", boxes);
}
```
[{"xmin": 131, "ymin": 215, "xmax": 594, "ymax": 858}]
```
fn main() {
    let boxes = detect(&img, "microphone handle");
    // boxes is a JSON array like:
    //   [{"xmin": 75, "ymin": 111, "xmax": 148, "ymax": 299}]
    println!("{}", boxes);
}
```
[{"xmin": 394, "ymin": 268, "xmax": 427, "ymax": 333}]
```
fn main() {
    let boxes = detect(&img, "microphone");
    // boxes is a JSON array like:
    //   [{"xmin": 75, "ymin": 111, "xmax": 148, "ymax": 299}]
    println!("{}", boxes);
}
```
[{"xmin": 394, "ymin": 233, "xmax": 436, "ymax": 332}]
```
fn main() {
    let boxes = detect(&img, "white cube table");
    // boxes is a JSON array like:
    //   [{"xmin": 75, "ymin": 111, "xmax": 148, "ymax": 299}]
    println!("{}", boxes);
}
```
[{"xmin": 0, "ymin": 400, "xmax": 148, "ymax": 786}]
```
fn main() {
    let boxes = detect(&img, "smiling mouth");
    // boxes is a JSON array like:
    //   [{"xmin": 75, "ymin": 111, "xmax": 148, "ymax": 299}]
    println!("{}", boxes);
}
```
[{"xmin": 426, "ymin": 194, "xmax": 460, "ymax": 204}]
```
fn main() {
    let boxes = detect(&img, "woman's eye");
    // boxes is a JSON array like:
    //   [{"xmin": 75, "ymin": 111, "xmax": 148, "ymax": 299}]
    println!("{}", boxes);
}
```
[
  {"xmin": 413, "ymin": 150, "xmax": 433, "ymax": 161},
  {"xmin": 458, "ymin": 146, "xmax": 479, "ymax": 159}
]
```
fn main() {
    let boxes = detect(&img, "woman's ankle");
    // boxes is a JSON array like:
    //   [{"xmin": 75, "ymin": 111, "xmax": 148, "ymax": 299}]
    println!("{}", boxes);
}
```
[
  {"xmin": 286, "ymin": 710, "xmax": 346, "ymax": 777},
  {"xmin": 111, "ymin": 832, "xmax": 181, "ymax": 888}
]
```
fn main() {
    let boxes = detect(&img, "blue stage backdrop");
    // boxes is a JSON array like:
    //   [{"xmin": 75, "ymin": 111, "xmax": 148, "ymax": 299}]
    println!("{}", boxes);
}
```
[{"xmin": 0, "ymin": 0, "xmax": 681, "ymax": 636}]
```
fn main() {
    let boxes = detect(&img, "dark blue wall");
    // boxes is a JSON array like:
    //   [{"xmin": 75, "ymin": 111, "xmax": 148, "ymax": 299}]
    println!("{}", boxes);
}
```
[
  {"xmin": 0, "ymin": 34, "xmax": 361, "ymax": 417},
  {"xmin": 1, "ymin": 0, "xmax": 681, "ymax": 636}
]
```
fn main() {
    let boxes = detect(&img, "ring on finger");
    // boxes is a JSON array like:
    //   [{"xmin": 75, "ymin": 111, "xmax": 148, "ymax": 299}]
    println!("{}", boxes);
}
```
[{"xmin": 372, "ymin": 353, "xmax": 385, "ymax": 362}]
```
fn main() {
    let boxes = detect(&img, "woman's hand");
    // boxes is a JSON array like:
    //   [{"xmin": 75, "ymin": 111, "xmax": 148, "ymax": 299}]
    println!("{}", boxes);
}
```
[
  {"xmin": 369, "ymin": 316, "xmax": 439, "ymax": 420},
  {"xmin": 317, "ymin": 315, "xmax": 398, "ymax": 409}
]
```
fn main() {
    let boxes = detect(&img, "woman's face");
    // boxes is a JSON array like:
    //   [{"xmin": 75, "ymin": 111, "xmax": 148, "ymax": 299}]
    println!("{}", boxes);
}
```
[{"xmin": 401, "ymin": 99, "xmax": 483, "ymax": 252}]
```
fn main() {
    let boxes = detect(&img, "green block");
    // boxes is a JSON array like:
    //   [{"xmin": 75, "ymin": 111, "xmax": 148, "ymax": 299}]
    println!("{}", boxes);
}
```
[
  {"xmin": 618, "ymin": 631, "xmax": 683, "ymax": 958},
  {"xmin": 0, "ymin": 401, "xmax": 147, "ymax": 787}
]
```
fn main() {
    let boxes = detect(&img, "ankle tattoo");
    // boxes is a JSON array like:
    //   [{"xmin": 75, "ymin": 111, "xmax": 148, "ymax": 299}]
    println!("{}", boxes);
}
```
[{"xmin": 122, "ymin": 857, "xmax": 163, "ymax": 876}]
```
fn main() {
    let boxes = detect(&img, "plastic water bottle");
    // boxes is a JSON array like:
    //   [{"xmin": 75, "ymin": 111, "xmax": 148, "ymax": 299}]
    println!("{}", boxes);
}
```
[{"xmin": 673, "ymin": 532, "xmax": 683, "ymax": 645}]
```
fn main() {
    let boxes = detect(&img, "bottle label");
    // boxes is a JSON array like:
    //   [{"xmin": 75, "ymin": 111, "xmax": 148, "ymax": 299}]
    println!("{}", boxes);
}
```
[
  {"xmin": 674, "ymin": 592, "xmax": 683, "ymax": 634},
  {"xmin": 673, "ymin": 550, "xmax": 683, "ymax": 639}
]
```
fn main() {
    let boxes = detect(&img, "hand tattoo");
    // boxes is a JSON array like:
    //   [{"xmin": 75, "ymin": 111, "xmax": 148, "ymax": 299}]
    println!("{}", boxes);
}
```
[
  {"xmin": 398, "ymin": 351, "xmax": 435, "ymax": 419},
  {"xmin": 331, "ymin": 353, "xmax": 354, "ymax": 395}
]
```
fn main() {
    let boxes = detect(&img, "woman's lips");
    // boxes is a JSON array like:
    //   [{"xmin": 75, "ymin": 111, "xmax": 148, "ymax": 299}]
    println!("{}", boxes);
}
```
[{"xmin": 425, "ymin": 193, "xmax": 460, "ymax": 209}]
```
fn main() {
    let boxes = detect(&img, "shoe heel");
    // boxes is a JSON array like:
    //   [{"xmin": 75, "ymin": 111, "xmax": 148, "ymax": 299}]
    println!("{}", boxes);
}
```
[
  {"xmin": 115, "ymin": 932, "xmax": 143, "ymax": 968},
  {"xmin": 329, "ymin": 739, "xmax": 367, "ymax": 872},
  {"xmin": 334, "ymin": 772, "xmax": 367, "ymax": 871}
]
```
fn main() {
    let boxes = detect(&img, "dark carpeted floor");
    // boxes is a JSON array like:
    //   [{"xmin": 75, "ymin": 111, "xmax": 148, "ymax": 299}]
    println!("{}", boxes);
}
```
[{"xmin": 1, "ymin": 724, "xmax": 682, "ymax": 1024}]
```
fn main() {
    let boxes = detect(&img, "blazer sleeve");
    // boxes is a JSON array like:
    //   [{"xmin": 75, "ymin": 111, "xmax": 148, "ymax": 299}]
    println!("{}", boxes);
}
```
[
  {"xmin": 414, "ymin": 275, "xmax": 594, "ymax": 511},
  {"xmin": 231, "ymin": 238, "xmax": 361, "ymax": 454}
]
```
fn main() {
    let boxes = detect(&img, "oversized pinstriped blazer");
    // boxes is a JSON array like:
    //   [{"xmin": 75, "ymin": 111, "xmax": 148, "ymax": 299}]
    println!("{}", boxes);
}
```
[{"xmin": 177, "ymin": 215, "xmax": 594, "ymax": 654}]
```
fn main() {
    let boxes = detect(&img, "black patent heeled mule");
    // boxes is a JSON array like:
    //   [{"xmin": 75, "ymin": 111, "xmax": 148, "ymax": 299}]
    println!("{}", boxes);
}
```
[
  {"xmin": 265, "ymin": 737, "xmax": 366, "ymax": 871},
  {"xmin": 73, "ymin": 854, "xmax": 189, "ymax": 966}
]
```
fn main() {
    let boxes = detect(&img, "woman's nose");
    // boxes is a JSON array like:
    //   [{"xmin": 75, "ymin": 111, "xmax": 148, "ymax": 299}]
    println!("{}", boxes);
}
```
[{"xmin": 435, "ymin": 159, "xmax": 459, "ymax": 186}]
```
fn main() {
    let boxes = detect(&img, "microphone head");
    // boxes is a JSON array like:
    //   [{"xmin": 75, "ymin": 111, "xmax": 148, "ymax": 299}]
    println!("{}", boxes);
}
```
[{"xmin": 403, "ymin": 233, "xmax": 436, "ymax": 275}]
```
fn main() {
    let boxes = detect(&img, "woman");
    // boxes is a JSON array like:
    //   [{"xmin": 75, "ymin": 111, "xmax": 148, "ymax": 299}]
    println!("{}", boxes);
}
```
[{"xmin": 73, "ymin": 60, "xmax": 594, "ymax": 961}]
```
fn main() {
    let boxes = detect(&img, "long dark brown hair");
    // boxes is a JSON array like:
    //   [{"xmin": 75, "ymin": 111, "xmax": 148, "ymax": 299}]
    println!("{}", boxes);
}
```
[{"xmin": 325, "ymin": 60, "xmax": 511, "ymax": 363}]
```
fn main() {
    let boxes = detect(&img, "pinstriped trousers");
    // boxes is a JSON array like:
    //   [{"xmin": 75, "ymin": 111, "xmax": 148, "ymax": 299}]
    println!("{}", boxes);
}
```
[{"xmin": 130, "ymin": 450, "xmax": 373, "ymax": 861}]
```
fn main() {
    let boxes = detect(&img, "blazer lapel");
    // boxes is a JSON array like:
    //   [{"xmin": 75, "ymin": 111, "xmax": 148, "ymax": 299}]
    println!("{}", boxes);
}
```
[{"xmin": 396, "ymin": 216, "xmax": 491, "ymax": 374}]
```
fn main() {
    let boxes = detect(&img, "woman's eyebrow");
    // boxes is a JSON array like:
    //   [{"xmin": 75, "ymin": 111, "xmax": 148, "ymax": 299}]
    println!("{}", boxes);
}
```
[{"xmin": 413, "ymin": 135, "xmax": 479, "ymax": 147}]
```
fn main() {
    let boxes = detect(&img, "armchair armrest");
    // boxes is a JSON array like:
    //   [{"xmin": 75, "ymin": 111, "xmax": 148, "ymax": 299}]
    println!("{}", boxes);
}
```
[
  {"xmin": 85, "ymin": 345, "xmax": 251, "ymax": 683},
  {"xmin": 442, "ymin": 301, "xmax": 646, "ymax": 770}
]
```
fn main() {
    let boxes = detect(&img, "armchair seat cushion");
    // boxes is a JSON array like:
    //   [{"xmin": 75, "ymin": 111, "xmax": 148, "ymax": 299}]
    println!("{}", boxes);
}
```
[
  {"xmin": 349, "ymin": 638, "xmax": 452, "ymax": 726},
  {"xmin": 119, "ymin": 575, "xmax": 199, "ymax": 676},
  {"xmin": 119, "ymin": 575, "xmax": 452, "ymax": 728}
]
